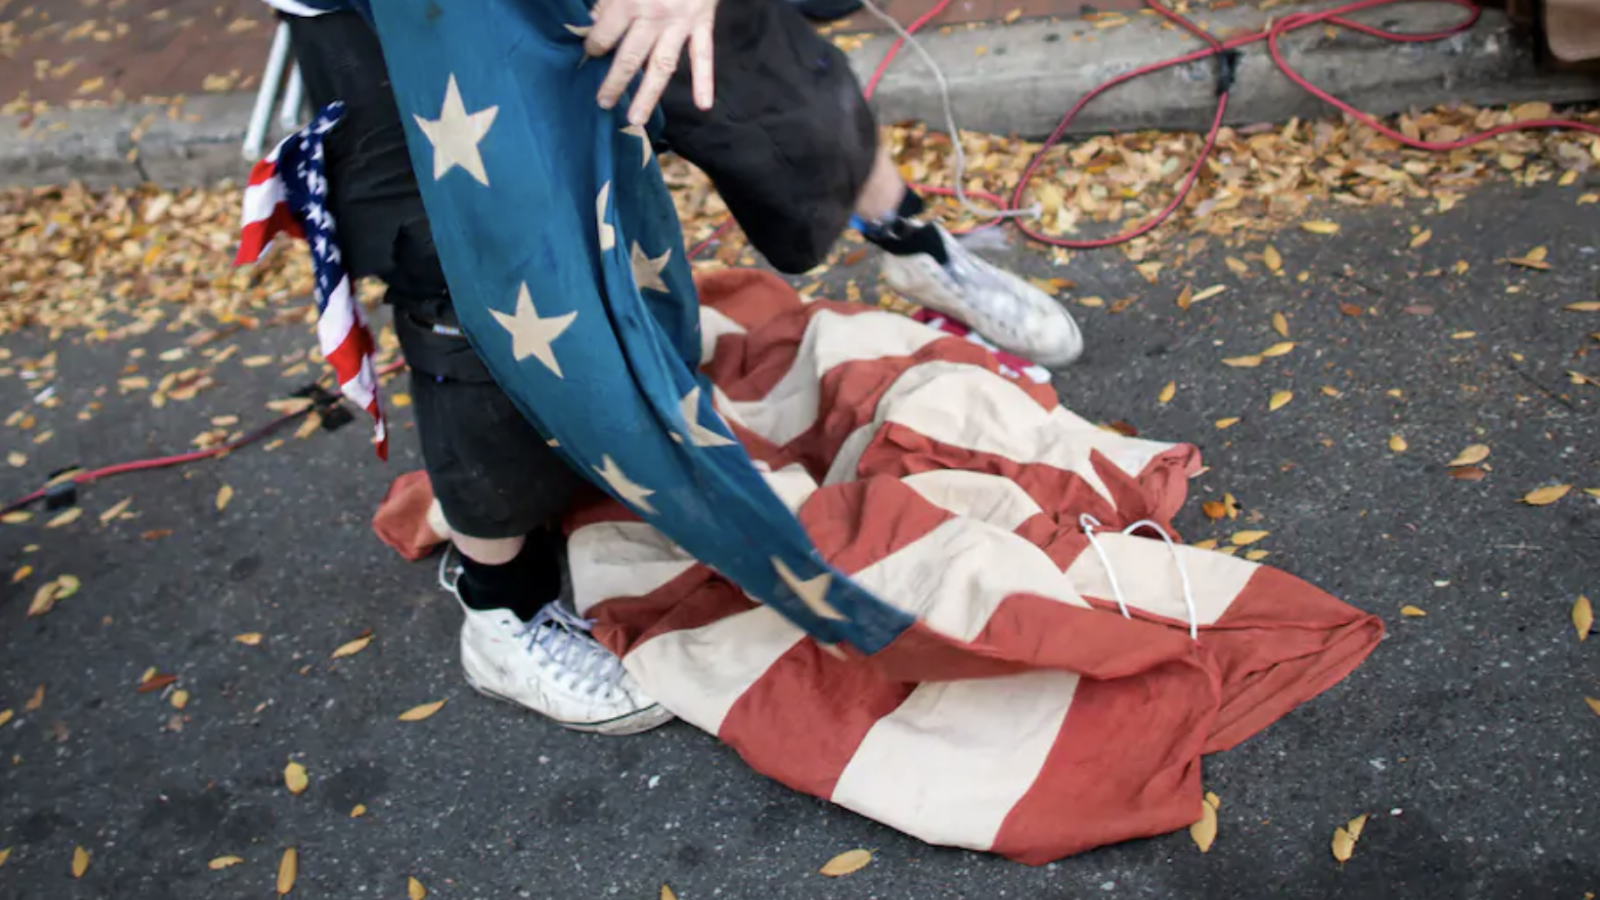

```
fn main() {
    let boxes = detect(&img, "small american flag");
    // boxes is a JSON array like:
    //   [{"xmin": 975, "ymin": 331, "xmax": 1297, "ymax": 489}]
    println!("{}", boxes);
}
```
[{"xmin": 236, "ymin": 101, "xmax": 387, "ymax": 459}]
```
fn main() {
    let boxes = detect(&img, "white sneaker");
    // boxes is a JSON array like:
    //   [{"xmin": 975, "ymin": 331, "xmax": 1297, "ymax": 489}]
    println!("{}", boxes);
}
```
[
  {"xmin": 440, "ymin": 549, "xmax": 675, "ymax": 736},
  {"xmin": 880, "ymin": 224, "xmax": 1085, "ymax": 369}
]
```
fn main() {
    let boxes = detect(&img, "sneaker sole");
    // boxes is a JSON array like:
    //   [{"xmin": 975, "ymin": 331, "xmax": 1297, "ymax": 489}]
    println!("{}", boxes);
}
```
[{"xmin": 463, "ymin": 669, "xmax": 676, "ymax": 736}]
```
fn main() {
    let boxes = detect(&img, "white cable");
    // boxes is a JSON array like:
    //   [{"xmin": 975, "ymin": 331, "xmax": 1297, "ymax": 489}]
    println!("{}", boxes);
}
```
[
  {"xmin": 1079, "ymin": 513, "xmax": 1200, "ymax": 641},
  {"xmin": 854, "ymin": 0, "xmax": 1042, "ymax": 222}
]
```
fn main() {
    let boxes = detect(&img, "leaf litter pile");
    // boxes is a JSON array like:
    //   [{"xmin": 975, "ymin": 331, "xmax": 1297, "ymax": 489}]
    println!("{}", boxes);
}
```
[{"xmin": 3, "ymin": 101, "xmax": 1600, "ymax": 889}]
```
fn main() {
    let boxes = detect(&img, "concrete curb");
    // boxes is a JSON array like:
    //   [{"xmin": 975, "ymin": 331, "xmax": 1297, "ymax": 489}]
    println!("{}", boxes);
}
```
[{"xmin": 2, "ymin": 2, "xmax": 1595, "ymax": 190}]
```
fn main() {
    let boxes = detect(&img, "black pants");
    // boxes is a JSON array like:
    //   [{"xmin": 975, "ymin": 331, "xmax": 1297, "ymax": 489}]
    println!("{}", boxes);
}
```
[{"xmin": 283, "ymin": 1, "xmax": 878, "ymax": 539}]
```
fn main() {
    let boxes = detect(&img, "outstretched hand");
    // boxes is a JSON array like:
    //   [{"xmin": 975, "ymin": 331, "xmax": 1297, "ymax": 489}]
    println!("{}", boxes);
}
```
[{"xmin": 585, "ymin": 0, "xmax": 719, "ymax": 126}]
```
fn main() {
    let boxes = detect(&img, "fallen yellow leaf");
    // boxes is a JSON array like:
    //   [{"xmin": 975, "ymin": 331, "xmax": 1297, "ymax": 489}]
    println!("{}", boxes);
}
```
[
  {"xmin": 1192, "ymin": 539, "xmax": 1219, "ymax": 550},
  {"xmin": 28, "ymin": 575, "xmax": 81, "ymax": 617},
  {"xmin": 350, "ymin": 804, "xmax": 367, "ymax": 818},
  {"xmin": 1346, "ymin": 814, "xmax": 1369, "ymax": 842},
  {"xmin": 1231, "ymin": 530, "xmax": 1270, "ymax": 546},
  {"xmin": 1206, "ymin": 791, "xmax": 1222, "ymax": 809},
  {"xmin": 235, "ymin": 632, "xmax": 263, "ymax": 646},
  {"xmin": 408, "ymin": 876, "xmax": 427, "ymax": 900},
  {"xmin": 1215, "ymin": 417, "xmax": 1241, "ymax": 430},
  {"xmin": 170, "ymin": 689, "xmax": 190, "ymax": 710},
  {"xmin": 1401, "ymin": 605, "xmax": 1427, "ymax": 617},
  {"xmin": 391, "ymin": 393, "xmax": 413, "ymax": 408},
  {"xmin": 331, "ymin": 635, "xmax": 373, "ymax": 659},
  {"xmin": 1331, "ymin": 826, "xmax": 1356, "ymax": 863},
  {"xmin": 1410, "ymin": 228, "xmax": 1432, "ymax": 249},
  {"xmin": 1158, "ymin": 381, "xmax": 1176, "ymax": 404},
  {"xmin": 98, "ymin": 497, "xmax": 132, "ymax": 526},
  {"xmin": 1587, "ymin": 697, "xmax": 1600, "ymax": 716},
  {"xmin": 12, "ymin": 564, "xmax": 32, "ymax": 583},
  {"xmin": 1522, "ymin": 484, "xmax": 1572, "ymax": 506},
  {"xmin": 1244, "ymin": 549, "xmax": 1270, "ymax": 561},
  {"xmin": 1223, "ymin": 492, "xmax": 1240, "ymax": 520},
  {"xmin": 216, "ymin": 485, "xmax": 234, "ymax": 511},
  {"xmin": 661, "ymin": 886, "xmax": 678, "ymax": 900},
  {"xmin": 1389, "ymin": 435, "xmax": 1408, "ymax": 453},
  {"xmin": 0, "ymin": 847, "xmax": 9, "ymax": 867},
  {"xmin": 72, "ymin": 846, "xmax": 90, "ymax": 878},
  {"xmin": 1192, "ymin": 284, "xmax": 1228, "ymax": 304},
  {"xmin": 0, "ymin": 709, "xmax": 12, "ymax": 728},
  {"xmin": 278, "ymin": 848, "xmax": 297, "ymax": 895},
  {"xmin": 1301, "ymin": 220, "xmax": 1340, "ymax": 235},
  {"xmin": 46, "ymin": 507, "xmax": 83, "ymax": 529},
  {"xmin": 285, "ymin": 761, "xmax": 309, "ymax": 795},
  {"xmin": 1269, "ymin": 391, "xmax": 1293, "ymax": 411},
  {"xmin": 819, "ymin": 848, "xmax": 873, "ymax": 877},
  {"xmin": 398, "ymin": 699, "xmax": 447, "ymax": 722},
  {"xmin": 1263, "ymin": 245, "xmax": 1283, "ymax": 273},
  {"xmin": 1260, "ymin": 342, "xmax": 1295, "ymax": 358},
  {"xmin": 1223, "ymin": 355, "xmax": 1262, "ymax": 368},
  {"xmin": 1190, "ymin": 795, "xmax": 1218, "ymax": 852},
  {"xmin": 1447, "ymin": 444, "xmax": 1490, "ymax": 467},
  {"xmin": 1271, "ymin": 312, "xmax": 1289, "ymax": 338},
  {"xmin": 1566, "ymin": 301, "xmax": 1600, "ymax": 312},
  {"xmin": 1575, "ymin": 596, "xmax": 1593, "ymax": 642},
  {"xmin": 209, "ymin": 856, "xmax": 244, "ymax": 870},
  {"xmin": 25, "ymin": 684, "xmax": 44, "ymax": 711},
  {"xmin": 1176, "ymin": 284, "xmax": 1194, "ymax": 310}
]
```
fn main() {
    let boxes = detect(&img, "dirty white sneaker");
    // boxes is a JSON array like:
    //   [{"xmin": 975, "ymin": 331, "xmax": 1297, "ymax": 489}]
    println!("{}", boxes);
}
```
[
  {"xmin": 440, "ymin": 549, "xmax": 674, "ymax": 736},
  {"xmin": 880, "ymin": 224, "xmax": 1085, "ymax": 368}
]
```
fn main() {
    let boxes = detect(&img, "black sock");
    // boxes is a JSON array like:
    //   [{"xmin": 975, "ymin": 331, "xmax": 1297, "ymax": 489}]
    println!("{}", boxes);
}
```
[
  {"xmin": 858, "ymin": 189, "xmax": 949, "ymax": 265},
  {"xmin": 457, "ymin": 528, "xmax": 564, "ymax": 621}
]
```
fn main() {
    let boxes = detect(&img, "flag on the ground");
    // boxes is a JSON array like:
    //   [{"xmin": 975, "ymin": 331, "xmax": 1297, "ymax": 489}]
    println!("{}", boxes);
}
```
[
  {"xmin": 566, "ymin": 269, "xmax": 1385, "ymax": 863},
  {"xmin": 236, "ymin": 101, "xmax": 387, "ymax": 459}
]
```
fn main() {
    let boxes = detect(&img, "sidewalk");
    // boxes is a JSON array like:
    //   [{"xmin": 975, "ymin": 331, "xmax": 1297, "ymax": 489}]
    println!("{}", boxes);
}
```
[{"xmin": 2, "ymin": 0, "xmax": 1598, "ymax": 188}]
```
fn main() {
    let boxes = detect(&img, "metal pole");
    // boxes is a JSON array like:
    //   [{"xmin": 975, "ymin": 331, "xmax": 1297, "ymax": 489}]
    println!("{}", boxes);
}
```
[{"xmin": 244, "ymin": 22, "xmax": 291, "ymax": 160}]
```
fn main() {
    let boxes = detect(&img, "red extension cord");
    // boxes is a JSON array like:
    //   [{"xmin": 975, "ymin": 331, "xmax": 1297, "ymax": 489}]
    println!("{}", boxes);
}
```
[{"xmin": 7, "ymin": 0, "xmax": 1600, "ymax": 514}]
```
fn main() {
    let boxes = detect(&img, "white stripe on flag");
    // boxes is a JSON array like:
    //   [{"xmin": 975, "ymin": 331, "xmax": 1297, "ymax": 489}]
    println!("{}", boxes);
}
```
[
  {"xmin": 569, "ymin": 521, "xmax": 696, "ymax": 616},
  {"xmin": 901, "ymin": 470, "xmax": 1046, "ymax": 532},
  {"xmin": 626, "ymin": 607, "xmax": 806, "ymax": 736},
  {"xmin": 698, "ymin": 306, "xmax": 747, "ymax": 365},
  {"xmin": 1064, "ymin": 531, "xmax": 1255, "ymax": 626},
  {"xmin": 832, "ymin": 668, "xmax": 1079, "ymax": 851},
  {"xmin": 725, "ymin": 310, "xmax": 943, "ymax": 447},
  {"xmin": 850, "ymin": 515, "xmax": 1089, "ymax": 643}
]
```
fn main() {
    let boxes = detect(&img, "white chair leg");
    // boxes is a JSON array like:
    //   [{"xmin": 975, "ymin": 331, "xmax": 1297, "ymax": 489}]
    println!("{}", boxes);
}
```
[
  {"xmin": 244, "ymin": 21, "xmax": 292, "ymax": 161},
  {"xmin": 278, "ymin": 64, "xmax": 305, "ymax": 133}
]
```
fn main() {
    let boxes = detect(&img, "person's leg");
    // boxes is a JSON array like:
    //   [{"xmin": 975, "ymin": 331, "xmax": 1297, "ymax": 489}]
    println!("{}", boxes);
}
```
[
  {"xmin": 658, "ymin": 0, "xmax": 1084, "ymax": 367},
  {"xmin": 282, "ymin": 9, "xmax": 671, "ymax": 735}
]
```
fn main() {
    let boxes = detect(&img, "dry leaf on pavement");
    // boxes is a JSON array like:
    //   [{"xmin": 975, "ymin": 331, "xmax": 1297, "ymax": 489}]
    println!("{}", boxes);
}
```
[
  {"xmin": 1190, "ymin": 793, "xmax": 1219, "ymax": 852},
  {"xmin": 1331, "ymin": 826, "xmax": 1356, "ymax": 863},
  {"xmin": 1447, "ymin": 445, "xmax": 1490, "ymax": 467},
  {"xmin": 1522, "ymin": 485, "xmax": 1571, "ymax": 506},
  {"xmin": 1261, "ymin": 342, "xmax": 1295, "ymax": 358},
  {"xmin": 408, "ymin": 876, "xmax": 427, "ymax": 900},
  {"xmin": 235, "ymin": 633, "xmax": 263, "ymax": 646},
  {"xmin": 284, "ymin": 761, "xmax": 309, "ymax": 795},
  {"xmin": 72, "ymin": 846, "xmax": 90, "ymax": 878},
  {"xmin": 1223, "ymin": 355, "xmax": 1262, "ymax": 368},
  {"xmin": 46, "ymin": 507, "xmax": 82, "ymax": 529},
  {"xmin": 331, "ymin": 634, "xmax": 373, "ymax": 659},
  {"xmin": 398, "ymin": 700, "xmax": 447, "ymax": 722},
  {"xmin": 820, "ymin": 848, "xmax": 873, "ymax": 877},
  {"xmin": 1231, "ymin": 530, "xmax": 1270, "ymax": 546},
  {"xmin": 209, "ymin": 856, "xmax": 244, "ymax": 870},
  {"xmin": 216, "ymin": 485, "xmax": 234, "ymax": 511},
  {"xmin": 661, "ymin": 885, "xmax": 678, "ymax": 900},
  {"xmin": 1389, "ymin": 435, "xmax": 1408, "ymax": 453},
  {"xmin": 1272, "ymin": 312, "xmax": 1289, "ymax": 338},
  {"xmin": 1574, "ymin": 596, "xmax": 1593, "ymax": 642},
  {"xmin": 1269, "ymin": 391, "xmax": 1293, "ymax": 411},
  {"xmin": 1158, "ymin": 382, "xmax": 1176, "ymax": 404},
  {"xmin": 28, "ymin": 574, "xmax": 81, "ymax": 617},
  {"xmin": 1301, "ymin": 220, "xmax": 1340, "ymax": 235},
  {"xmin": 1401, "ymin": 606, "xmax": 1427, "ymax": 617},
  {"xmin": 278, "ymin": 848, "xmax": 297, "ymax": 895},
  {"xmin": 1215, "ymin": 417, "xmax": 1240, "ymax": 429},
  {"xmin": 1587, "ymin": 697, "xmax": 1600, "ymax": 716},
  {"xmin": 350, "ymin": 804, "xmax": 367, "ymax": 818}
]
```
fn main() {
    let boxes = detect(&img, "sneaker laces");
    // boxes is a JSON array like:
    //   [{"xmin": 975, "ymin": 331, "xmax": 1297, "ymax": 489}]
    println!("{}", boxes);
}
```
[
  {"xmin": 1079, "ymin": 514, "xmax": 1200, "ymax": 641},
  {"xmin": 517, "ymin": 603, "xmax": 633, "ymax": 700}
]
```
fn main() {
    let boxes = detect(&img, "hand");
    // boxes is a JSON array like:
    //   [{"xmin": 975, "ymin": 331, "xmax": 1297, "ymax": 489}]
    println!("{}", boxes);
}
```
[{"xmin": 585, "ymin": 0, "xmax": 718, "ymax": 126}]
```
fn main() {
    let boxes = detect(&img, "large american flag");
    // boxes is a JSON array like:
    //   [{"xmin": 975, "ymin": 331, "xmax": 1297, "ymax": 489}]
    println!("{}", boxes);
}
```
[
  {"xmin": 376, "ymin": 268, "xmax": 1385, "ymax": 862},
  {"xmin": 236, "ymin": 101, "xmax": 387, "ymax": 459}
]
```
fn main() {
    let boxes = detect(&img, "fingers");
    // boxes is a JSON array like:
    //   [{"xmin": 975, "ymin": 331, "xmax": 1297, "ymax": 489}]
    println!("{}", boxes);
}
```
[
  {"xmin": 687, "ymin": 20, "xmax": 714, "ymax": 110},
  {"xmin": 626, "ymin": 25, "xmax": 689, "ymax": 126},
  {"xmin": 596, "ymin": 20, "xmax": 659, "ymax": 111},
  {"xmin": 584, "ymin": 0, "xmax": 625, "ymax": 58}
]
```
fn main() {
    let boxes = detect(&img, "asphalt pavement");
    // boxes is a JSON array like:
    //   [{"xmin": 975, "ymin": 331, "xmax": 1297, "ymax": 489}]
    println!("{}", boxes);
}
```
[{"xmin": 0, "ymin": 178, "xmax": 1596, "ymax": 900}]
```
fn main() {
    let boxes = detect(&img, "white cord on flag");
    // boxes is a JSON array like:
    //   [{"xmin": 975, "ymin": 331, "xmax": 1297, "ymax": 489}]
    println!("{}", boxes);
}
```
[
  {"xmin": 854, "ymin": 0, "xmax": 1042, "ymax": 222},
  {"xmin": 1079, "ymin": 513, "xmax": 1200, "ymax": 641}
]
